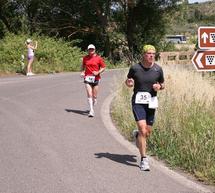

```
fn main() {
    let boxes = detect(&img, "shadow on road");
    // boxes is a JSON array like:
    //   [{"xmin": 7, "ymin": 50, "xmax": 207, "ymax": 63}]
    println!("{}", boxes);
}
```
[
  {"xmin": 65, "ymin": 109, "xmax": 89, "ymax": 116},
  {"xmin": 95, "ymin": 152, "xmax": 139, "ymax": 167}
]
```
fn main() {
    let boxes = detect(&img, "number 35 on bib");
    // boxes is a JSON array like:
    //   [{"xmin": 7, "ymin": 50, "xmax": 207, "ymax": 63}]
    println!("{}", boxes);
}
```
[{"xmin": 135, "ymin": 92, "xmax": 158, "ymax": 109}]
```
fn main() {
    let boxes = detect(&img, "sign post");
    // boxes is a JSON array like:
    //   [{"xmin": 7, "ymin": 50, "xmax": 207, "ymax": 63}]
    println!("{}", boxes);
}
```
[{"xmin": 192, "ymin": 26, "xmax": 215, "ymax": 71}]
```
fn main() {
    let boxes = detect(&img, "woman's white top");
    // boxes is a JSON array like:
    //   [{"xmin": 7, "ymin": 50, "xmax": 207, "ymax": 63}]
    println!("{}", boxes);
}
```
[{"xmin": 28, "ymin": 47, "xmax": 34, "ymax": 57}]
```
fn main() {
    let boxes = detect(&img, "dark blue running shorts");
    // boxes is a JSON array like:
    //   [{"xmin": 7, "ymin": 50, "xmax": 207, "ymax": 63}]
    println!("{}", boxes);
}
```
[{"xmin": 132, "ymin": 103, "xmax": 155, "ymax": 126}]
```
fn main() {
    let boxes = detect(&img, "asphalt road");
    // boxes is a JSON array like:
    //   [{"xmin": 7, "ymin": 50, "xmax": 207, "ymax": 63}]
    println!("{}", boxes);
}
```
[{"xmin": 0, "ymin": 70, "xmax": 213, "ymax": 193}]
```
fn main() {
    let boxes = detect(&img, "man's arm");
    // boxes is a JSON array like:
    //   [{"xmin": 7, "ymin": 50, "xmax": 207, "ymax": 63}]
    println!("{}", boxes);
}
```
[
  {"xmin": 153, "ymin": 82, "xmax": 165, "ymax": 91},
  {"xmin": 99, "ymin": 67, "xmax": 105, "ymax": 74},
  {"xmin": 92, "ymin": 67, "xmax": 105, "ymax": 76}
]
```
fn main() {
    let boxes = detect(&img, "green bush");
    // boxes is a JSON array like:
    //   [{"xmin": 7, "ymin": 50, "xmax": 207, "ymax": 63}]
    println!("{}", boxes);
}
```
[
  {"xmin": 0, "ymin": 33, "xmax": 124, "ymax": 75},
  {"xmin": 0, "ymin": 33, "xmax": 84, "ymax": 74}
]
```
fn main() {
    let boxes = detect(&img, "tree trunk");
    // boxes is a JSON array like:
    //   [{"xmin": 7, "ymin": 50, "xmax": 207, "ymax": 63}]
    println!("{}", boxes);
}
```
[
  {"xmin": 91, "ymin": 0, "xmax": 111, "ymax": 57},
  {"xmin": 126, "ymin": 0, "xmax": 135, "ymax": 64}
]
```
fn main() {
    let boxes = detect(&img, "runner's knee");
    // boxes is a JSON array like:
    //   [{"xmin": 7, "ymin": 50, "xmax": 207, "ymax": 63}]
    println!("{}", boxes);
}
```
[{"xmin": 138, "ymin": 127, "xmax": 148, "ymax": 137}]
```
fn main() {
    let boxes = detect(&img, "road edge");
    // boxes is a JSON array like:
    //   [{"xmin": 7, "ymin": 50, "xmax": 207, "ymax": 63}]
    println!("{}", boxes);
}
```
[{"xmin": 101, "ymin": 92, "xmax": 213, "ymax": 193}]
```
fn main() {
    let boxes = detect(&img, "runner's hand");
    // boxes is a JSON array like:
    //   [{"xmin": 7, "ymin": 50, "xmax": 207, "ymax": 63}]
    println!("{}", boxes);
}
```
[
  {"xmin": 153, "ymin": 82, "xmax": 161, "ymax": 91},
  {"xmin": 92, "ymin": 71, "xmax": 99, "ymax": 76},
  {"xmin": 126, "ymin": 78, "xmax": 134, "ymax": 87},
  {"xmin": 80, "ymin": 71, "xmax": 85, "ymax": 78}
]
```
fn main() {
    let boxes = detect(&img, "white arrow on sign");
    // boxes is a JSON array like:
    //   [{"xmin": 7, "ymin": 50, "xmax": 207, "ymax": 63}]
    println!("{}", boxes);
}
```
[
  {"xmin": 201, "ymin": 32, "xmax": 208, "ymax": 44},
  {"xmin": 192, "ymin": 50, "xmax": 215, "ymax": 71},
  {"xmin": 196, "ymin": 52, "xmax": 204, "ymax": 68}
]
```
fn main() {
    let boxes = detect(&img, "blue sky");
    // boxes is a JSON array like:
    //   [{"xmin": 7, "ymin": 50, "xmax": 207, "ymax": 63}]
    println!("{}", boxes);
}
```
[{"xmin": 188, "ymin": 0, "xmax": 213, "ymax": 3}]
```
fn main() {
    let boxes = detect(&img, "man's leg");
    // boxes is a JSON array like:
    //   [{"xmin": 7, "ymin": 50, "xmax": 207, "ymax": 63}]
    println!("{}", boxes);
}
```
[
  {"xmin": 27, "ymin": 59, "xmax": 33, "ymax": 75},
  {"xmin": 137, "ymin": 120, "xmax": 152, "ymax": 171},
  {"xmin": 146, "ymin": 125, "xmax": 152, "ymax": 137},
  {"xmin": 137, "ymin": 120, "xmax": 148, "ymax": 157},
  {"xmin": 92, "ymin": 85, "xmax": 99, "ymax": 105},
  {"xmin": 85, "ymin": 84, "xmax": 94, "ymax": 116}
]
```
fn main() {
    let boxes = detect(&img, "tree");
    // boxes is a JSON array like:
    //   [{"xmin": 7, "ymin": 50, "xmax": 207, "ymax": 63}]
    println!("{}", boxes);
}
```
[
  {"xmin": 0, "ymin": 0, "xmax": 181, "ymax": 61},
  {"xmin": 0, "ymin": 0, "xmax": 24, "ymax": 35},
  {"xmin": 111, "ymin": 0, "xmax": 180, "ymax": 61}
]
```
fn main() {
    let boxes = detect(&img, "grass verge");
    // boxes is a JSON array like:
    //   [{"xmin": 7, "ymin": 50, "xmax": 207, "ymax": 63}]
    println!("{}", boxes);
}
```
[{"xmin": 111, "ymin": 64, "xmax": 215, "ymax": 184}]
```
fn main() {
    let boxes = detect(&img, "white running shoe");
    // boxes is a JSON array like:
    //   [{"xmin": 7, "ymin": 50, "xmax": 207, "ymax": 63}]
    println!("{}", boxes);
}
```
[
  {"xmin": 26, "ymin": 72, "xmax": 35, "ymax": 76},
  {"xmin": 140, "ymin": 157, "xmax": 150, "ymax": 171},
  {"xmin": 88, "ymin": 110, "xmax": 94, "ymax": 117},
  {"xmin": 29, "ymin": 72, "xmax": 35, "ymax": 76}
]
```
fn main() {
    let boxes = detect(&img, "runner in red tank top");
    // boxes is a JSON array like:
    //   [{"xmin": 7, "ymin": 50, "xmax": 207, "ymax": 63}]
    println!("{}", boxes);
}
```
[{"xmin": 81, "ymin": 44, "xmax": 106, "ymax": 117}]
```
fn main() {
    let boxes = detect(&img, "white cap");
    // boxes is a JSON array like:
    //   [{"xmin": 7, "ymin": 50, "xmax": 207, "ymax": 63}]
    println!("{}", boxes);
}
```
[
  {"xmin": 87, "ymin": 44, "xmax": 95, "ymax": 50},
  {"xmin": 26, "ymin": 39, "xmax": 32, "ymax": 43}
]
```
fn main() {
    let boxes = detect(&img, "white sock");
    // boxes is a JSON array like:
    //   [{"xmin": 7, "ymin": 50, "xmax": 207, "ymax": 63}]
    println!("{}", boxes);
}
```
[{"xmin": 88, "ymin": 98, "xmax": 94, "ymax": 112}]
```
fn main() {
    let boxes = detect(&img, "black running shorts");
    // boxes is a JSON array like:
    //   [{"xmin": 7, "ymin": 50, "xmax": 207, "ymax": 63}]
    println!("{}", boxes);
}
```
[
  {"xmin": 84, "ymin": 80, "xmax": 100, "ymax": 87},
  {"xmin": 132, "ymin": 103, "xmax": 155, "ymax": 126}
]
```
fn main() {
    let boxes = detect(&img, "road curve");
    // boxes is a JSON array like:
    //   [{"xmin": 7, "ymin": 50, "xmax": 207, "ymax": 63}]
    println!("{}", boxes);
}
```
[{"xmin": 0, "ymin": 70, "xmax": 213, "ymax": 193}]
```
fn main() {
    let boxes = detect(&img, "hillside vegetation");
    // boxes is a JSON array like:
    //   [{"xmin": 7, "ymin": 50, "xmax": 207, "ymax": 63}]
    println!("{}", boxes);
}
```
[
  {"xmin": 0, "ymin": 1, "xmax": 215, "ymax": 75},
  {"xmin": 168, "ymin": 1, "xmax": 215, "ymax": 36}
]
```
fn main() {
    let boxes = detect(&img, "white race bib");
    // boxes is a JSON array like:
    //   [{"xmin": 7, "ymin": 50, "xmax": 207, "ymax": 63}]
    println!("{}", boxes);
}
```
[
  {"xmin": 135, "ymin": 92, "xmax": 151, "ymax": 104},
  {"xmin": 148, "ymin": 96, "xmax": 158, "ymax": 109},
  {"xmin": 85, "ymin": 75, "xmax": 95, "ymax": 83}
]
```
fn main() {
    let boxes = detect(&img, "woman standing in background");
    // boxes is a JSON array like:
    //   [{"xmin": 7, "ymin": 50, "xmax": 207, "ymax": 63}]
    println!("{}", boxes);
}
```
[{"xmin": 25, "ymin": 39, "xmax": 38, "ymax": 76}]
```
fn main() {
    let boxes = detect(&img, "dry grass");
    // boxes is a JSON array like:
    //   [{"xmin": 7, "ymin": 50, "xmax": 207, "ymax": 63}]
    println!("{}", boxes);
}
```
[
  {"xmin": 111, "ymin": 64, "xmax": 215, "ymax": 184},
  {"xmin": 163, "ymin": 65, "xmax": 215, "ymax": 105}
]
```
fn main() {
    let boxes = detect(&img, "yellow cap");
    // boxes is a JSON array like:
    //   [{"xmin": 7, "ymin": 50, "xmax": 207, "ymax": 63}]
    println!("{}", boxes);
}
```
[{"xmin": 142, "ymin": 45, "xmax": 156, "ymax": 53}]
